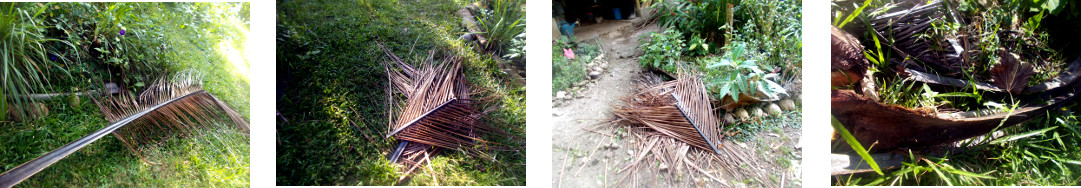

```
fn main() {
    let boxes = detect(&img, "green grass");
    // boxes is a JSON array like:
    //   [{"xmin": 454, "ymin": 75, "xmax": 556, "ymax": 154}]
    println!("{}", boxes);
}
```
[
  {"xmin": 0, "ymin": 95, "xmax": 249, "ymax": 187},
  {"xmin": 552, "ymin": 37, "xmax": 600, "ymax": 95},
  {"xmin": 276, "ymin": 0, "xmax": 525, "ymax": 185},
  {"xmin": 0, "ymin": 2, "xmax": 250, "ymax": 187}
]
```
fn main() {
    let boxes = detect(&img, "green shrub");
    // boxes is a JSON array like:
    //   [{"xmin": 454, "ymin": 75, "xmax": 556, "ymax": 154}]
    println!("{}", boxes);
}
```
[
  {"xmin": 44, "ymin": 3, "xmax": 172, "ymax": 89},
  {"xmin": 638, "ymin": 28, "xmax": 685, "ymax": 73},
  {"xmin": 653, "ymin": 0, "xmax": 731, "ymax": 45},
  {"xmin": 730, "ymin": 0, "xmax": 801, "ymax": 70},
  {"xmin": 699, "ymin": 42, "xmax": 786, "ymax": 102},
  {"xmin": 687, "ymin": 33, "xmax": 711, "ymax": 56}
]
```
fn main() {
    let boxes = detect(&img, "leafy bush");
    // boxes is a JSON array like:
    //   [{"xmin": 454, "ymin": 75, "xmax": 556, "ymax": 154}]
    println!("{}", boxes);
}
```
[
  {"xmin": 651, "ymin": 0, "xmax": 801, "ymax": 70},
  {"xmin": 638, "ymin": 28, "xmax": 685, "ymax": 73},
  {"xmin": 730, "ymin": 0, "xmax": 802, "ymax": 70},
  {"xmin": 653, "ymin": 0, "xmax": 731, "ymax": 45},
  {"xmin": 687, "ymin": 33, "xmax": 711, "ymax": 56},
  {"xmin": 45, "ymin": 3, "xmax": 171, "ymax": 89},
  {"xmin": 699, "ymin": 42, "xmax": 785, "ymax": 102},
  {"xmin": 502, "ymin": 32, "xmax": 525, "ymax": 60}
]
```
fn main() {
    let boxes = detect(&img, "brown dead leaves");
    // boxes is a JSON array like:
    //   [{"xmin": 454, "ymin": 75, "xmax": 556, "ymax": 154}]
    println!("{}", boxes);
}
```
[{"xmin": 990, "ymin": 48, "xmax": 1034, "ymax": 94}]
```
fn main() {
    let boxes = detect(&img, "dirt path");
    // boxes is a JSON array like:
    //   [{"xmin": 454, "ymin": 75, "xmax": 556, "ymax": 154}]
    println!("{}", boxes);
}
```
[
  {"xmin": 551, "ymin": 21, "xmax": 654, "ymax": 188},
  {"xmin": 551, "ymin": 21, "xmax": 802, "ymax": 187}
]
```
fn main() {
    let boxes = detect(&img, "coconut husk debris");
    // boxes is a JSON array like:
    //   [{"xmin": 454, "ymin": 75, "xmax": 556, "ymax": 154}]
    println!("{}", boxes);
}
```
[
  {"xmin": 611, "ymin": 73, "xmax": 776, "ymax": 187},
  {"xmin": 382, "ymin": 47, "xmax": 509, "ymax": 178}
]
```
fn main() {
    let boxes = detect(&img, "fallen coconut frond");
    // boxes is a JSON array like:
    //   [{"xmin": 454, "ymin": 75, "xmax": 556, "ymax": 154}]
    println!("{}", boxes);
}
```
[
  {"xmin": 381, "ymin": 46, "xmax": 511, "ymax": 179},
  {"xmin": 94, "ymin": 72, "xmax": 250, "ymax": 154},
  {"xmin": 831, "ymin": 76, "xmax": 1081, "ymax": 153},
  {"xmin": 0, "ymin": 71, "xmax": 249, "ymax": 187},
  {"xmin": 863, "ymin": 0, "xmax": 970, "ymax": 76},
  {"xmin": 831, "ymin": 0, "xmax": 1081, "ymax": 153},
  {"xmin": 613, "ymin": 74, "xmax": 723, "ymax": 153},
  {"xmin": 611, "ymin": 73, "xmax": 777, "ymax": 186}
]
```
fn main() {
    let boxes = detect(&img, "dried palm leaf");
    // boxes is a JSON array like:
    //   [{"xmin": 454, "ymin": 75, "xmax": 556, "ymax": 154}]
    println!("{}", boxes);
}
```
[
  {"xmin": 94, "ymin": 71, "xmax": 250, "ymax": 153},
  {"xmin": 613, "ymin": 74, "xmax": 723, "ymax": 154},
  {"xmin": 381, "ymin": 46, "xmax": 509, "ymax": 178},
  {"xmin": 990, "ymin": 48, "xmax": 1034, "ymax": 94},
  {"xmin": 0, "ymin": 71, "xmax": 249, "ymax": 187},
  {"xmin": 614, "ymin": 121, "xmax": 774, "ymax": 187},
  {"xmin": 611, "ymin": 73, "xmax": 782, "ymax": 187},
  {"xmin": 865, "ymin": 0, "xmax": 970, "ymax": 76},
  {"xmin": 832, "ymin": 79, "xmax": 1080, "ymax": 153}
]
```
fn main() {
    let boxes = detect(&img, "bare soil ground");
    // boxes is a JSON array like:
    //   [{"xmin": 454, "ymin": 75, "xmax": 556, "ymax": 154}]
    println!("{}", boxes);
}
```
[{"xmin": 551, "ymin": 20, "xmax": 802, "ymax": 188}]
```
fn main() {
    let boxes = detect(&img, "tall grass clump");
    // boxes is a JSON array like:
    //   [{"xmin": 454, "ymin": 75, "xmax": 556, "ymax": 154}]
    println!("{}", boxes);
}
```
[
  {"xmin": 0, "ymin": 3, "xmax": 76, "ymax": 121},
  {"xmin": 475, "ymin": 0, "xmax": 524, "ymax": 54}
]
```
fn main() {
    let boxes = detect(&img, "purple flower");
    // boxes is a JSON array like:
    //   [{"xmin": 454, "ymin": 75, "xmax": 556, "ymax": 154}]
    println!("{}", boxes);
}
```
[
  {"xmin": 119, "ymin": 29, "xmax": 126, "ymax": 36},
  {"xmin": 49, "ymin": 54, "xmax": 57, "ymax": 61}
]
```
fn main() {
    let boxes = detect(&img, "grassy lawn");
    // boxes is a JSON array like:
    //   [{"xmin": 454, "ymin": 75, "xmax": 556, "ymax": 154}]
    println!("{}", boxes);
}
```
[
  {"xmin": 276, "ymin": 0, "xmax": 525, "ymax": 186},
  {"xmin": 0, "ymin": 2, "xmax": 249, "ymax": 187}
]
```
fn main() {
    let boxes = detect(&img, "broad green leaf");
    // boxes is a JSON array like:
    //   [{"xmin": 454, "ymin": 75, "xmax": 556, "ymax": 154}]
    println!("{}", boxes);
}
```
[{"xmin": 717, "ymin": 83, "xmax": 731, "ymax": 102}]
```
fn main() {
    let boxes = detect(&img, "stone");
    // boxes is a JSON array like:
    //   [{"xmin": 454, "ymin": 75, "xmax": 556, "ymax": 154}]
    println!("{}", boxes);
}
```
[
  {"xmin": 592, "ymin": 66, "xmax": 604, "ymax": 72},
  {"xmin": 575, "ymin": 80, "xmax": 588, "ymax": 87},
  {"xmin": 723, "ymin": 113, "xmax": 737, "ymax": 125},
  {"xmin": 8, "ymin": 102, "xmax": 49, "ymax": 122},
  {"xmin": 589, "ymin": 71, "xmax": 602, "ymax": 79},
  {"xmin": 69, "ymin": 93, "xmax": 81, "ymax": 109},
  {"xmin": 556, "ymin": 91, "xmax": 567, "ymax": 100},
  {"xmin": 752, "ymin": 107, "xmax": 765, "ymax": 118},
  {"xmin": 780, "ymin": 99, "xmax": 796, "ymax": 111},
  {"xmin": 767, "ymin": 103, "xmax": 783, "ymax": 116},
  {"xmin": 606, "ymin": 143, "xmax": 621, "ymax": 150},
  {"xmin": 735, "ymin": 108, "xmax": 750, "ymax": 121}
]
